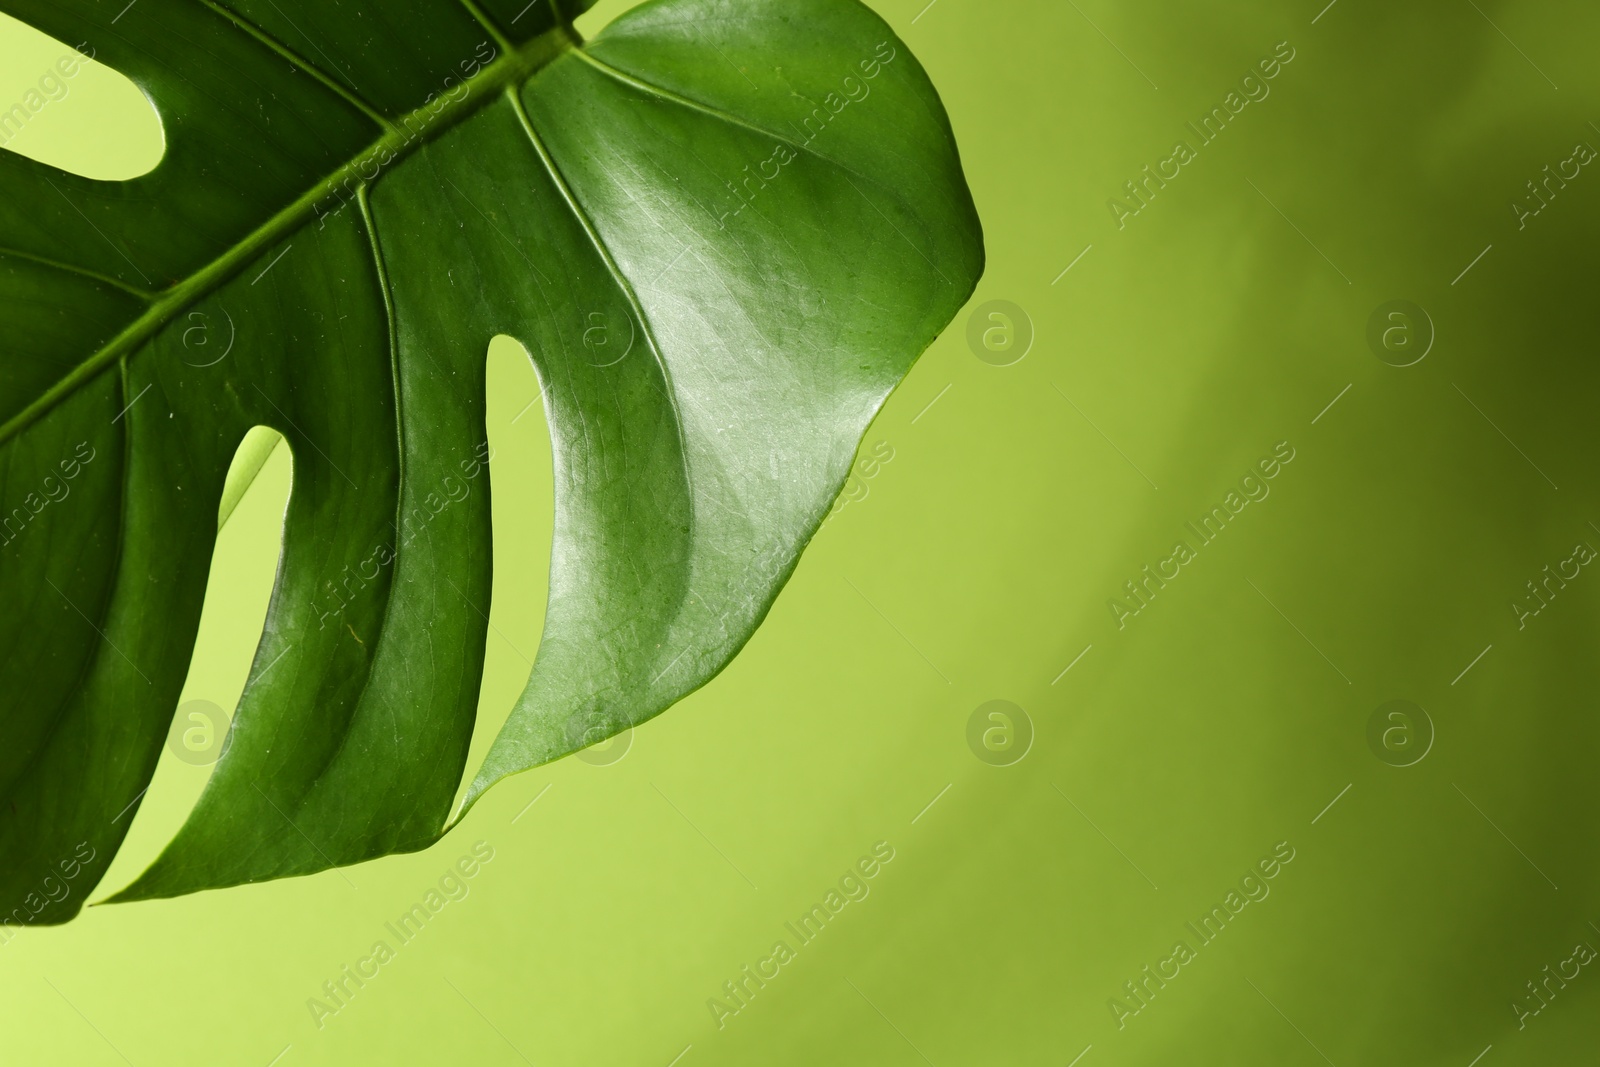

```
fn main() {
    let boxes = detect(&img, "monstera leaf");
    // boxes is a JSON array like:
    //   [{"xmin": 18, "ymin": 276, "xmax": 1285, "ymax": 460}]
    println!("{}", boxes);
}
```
[{"xmin": 0, "ymin": 0, "xmax": 981, "ymax": 922}]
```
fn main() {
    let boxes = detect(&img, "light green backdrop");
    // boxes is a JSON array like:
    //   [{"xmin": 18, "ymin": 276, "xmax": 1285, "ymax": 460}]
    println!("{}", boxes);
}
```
[{"xmin": 4, "ymin": 0, "xmax": 1599, "ymax": 1063}]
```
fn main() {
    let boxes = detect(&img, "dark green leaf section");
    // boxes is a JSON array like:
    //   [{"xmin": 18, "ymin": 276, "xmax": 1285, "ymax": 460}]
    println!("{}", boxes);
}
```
[{"xmin": 0, "ymin": 0, "xmax": 981, "ymax": 919}]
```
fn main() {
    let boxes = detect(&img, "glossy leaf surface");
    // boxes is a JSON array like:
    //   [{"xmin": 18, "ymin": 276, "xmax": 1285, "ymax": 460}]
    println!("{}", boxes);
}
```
[{"xmin": 0, "ymin": 0, "xmax": 981, "ymax": 919}]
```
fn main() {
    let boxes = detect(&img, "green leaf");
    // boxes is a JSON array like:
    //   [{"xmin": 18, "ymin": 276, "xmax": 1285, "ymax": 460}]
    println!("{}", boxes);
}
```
[{"xmin": 0, "ymin": 0, "xmax": 981, "ymax": 920}]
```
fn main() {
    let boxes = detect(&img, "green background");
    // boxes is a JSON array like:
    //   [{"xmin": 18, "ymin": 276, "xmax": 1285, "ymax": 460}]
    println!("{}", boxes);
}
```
[{"xmin": 4, "ymin": 0, "xmax": 1599, "ymax": 1063}]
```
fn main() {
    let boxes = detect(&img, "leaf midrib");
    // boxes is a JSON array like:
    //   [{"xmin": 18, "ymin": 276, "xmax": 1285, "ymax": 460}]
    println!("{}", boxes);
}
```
[{"xmin": 0, "ymin": 21, "xmax": 582, "ymax": 450}]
